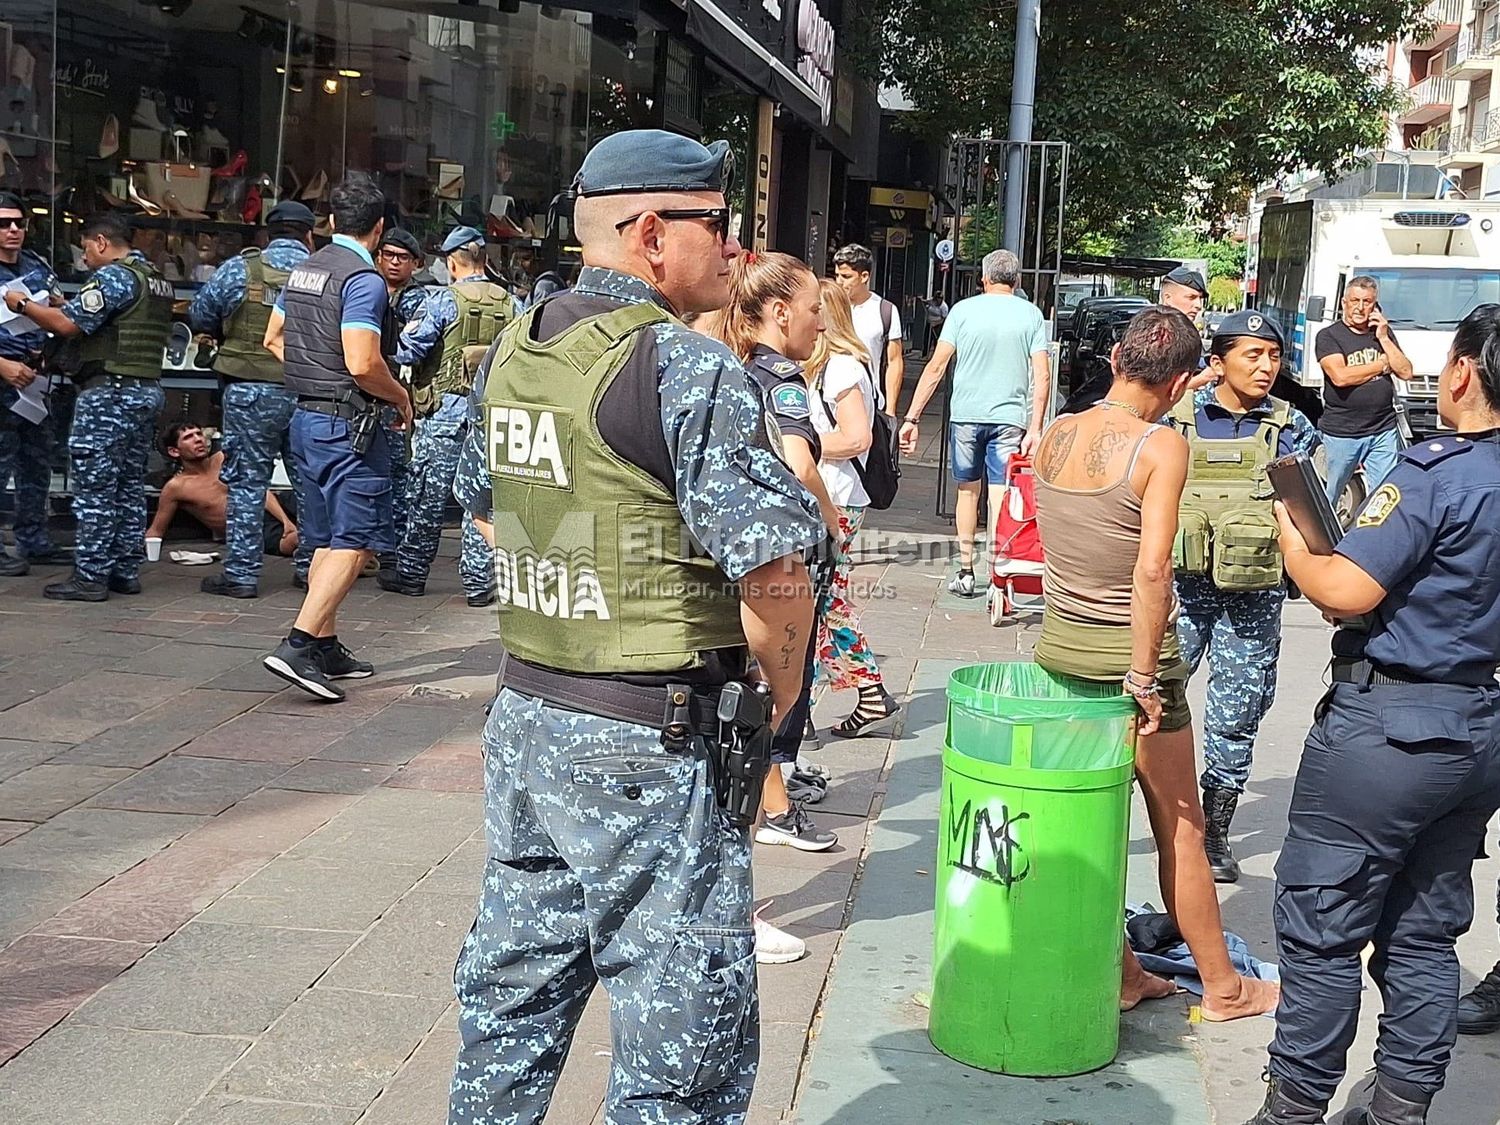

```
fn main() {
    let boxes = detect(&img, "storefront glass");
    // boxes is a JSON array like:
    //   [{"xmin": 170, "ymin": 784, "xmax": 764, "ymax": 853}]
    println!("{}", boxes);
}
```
[{"xmin": 4, "ymin": 0, "xmax": 685, "ymax": 296}]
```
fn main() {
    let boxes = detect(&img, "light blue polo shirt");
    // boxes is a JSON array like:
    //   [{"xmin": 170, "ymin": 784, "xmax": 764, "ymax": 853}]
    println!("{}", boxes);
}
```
[{"xmin": 939, "ymin": 291, "xmax": 1048, "ymax": 426}]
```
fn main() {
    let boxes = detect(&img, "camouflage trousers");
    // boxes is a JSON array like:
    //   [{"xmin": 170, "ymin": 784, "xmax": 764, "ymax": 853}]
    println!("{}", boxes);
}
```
[
  {"xmin": 380, "ymin": 404, "xmax": 411, "ymax": 560},
  {"xmin": 397, "ymin": 394, "xmax": 491, "ymax": 598},
  {"xmin": 68, "ymin": 379, "xmax": 163, "ymax": 584},
  {"xmin": 450, "ymin": 687, "xmax": 758, "ymax": 1125},
  {"xmin": 0, "ymin": 384, "xmax": 57, "ymax": 556},
  {"xmin": 220, "ymin": 382, "xmax": 312, "ymax": 586},
  {"xmin": 1175, "ymin": 574, "xmax": 1286, "ymax": 794}
]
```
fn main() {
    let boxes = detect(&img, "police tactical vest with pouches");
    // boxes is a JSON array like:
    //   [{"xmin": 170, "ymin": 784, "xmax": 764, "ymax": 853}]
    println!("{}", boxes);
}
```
[
  {"xmin": 482, "ymin": 301, "xmax": 743, "ymax": 674},
  {"xmin": 412, "ymin": 280, "xmax": 514, "ymax": 417},
  {"xmin": 77, "ymin": 257, "xmax": 175, "ymax": 380},
  {"xmin": 213, "ymin": 249, "xmax": 290, "ymax": 384},
  {"xmin": 1169, "ymin": 395, "xmax": 1290, "ymax": 592}
]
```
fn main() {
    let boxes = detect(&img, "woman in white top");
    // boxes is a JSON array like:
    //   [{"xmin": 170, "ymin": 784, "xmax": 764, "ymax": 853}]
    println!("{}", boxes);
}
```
[{"xmin": 807, "ymin": 279, "xmax": 901, "ymax": 736}]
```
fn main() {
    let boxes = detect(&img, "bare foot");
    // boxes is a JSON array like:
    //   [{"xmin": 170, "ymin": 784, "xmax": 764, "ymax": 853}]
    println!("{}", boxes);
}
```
[
  {"xmin": 1201, "ymin": 974, "xmax": 1280, "ymax": 1022},
  {"xmin": 1121, "ymin": 967, "xmax": 1177, "ymax": 1010}
]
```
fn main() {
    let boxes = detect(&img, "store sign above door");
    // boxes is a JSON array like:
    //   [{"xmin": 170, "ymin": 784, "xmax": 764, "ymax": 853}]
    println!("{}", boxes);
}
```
[{"xmin": 797, "ymin": 0, "xmax": 835, "ymax": 125}]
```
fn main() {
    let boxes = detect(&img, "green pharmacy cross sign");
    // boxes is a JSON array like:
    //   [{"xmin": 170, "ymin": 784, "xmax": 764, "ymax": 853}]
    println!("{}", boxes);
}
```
[{"xmin": 490, "ymin": 112, "xmax": 518, "ymax": 141}]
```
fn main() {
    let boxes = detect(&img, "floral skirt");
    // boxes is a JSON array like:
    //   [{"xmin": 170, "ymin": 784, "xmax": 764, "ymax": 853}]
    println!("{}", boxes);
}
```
[{"xmin": 815, "ymin": 505, "xmax": 884, "ymax": 692}]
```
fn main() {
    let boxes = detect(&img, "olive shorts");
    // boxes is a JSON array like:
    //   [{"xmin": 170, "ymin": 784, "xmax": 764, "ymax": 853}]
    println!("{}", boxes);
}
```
[{"xmin": 1033, "ymin": 610, "xmax": 1193, "ymax": 733}]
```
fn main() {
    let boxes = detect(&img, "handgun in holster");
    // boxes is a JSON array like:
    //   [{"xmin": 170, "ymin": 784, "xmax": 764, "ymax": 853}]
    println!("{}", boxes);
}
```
[
  {"xmin": 349, "ymin": 399, "xmax": 381, "ymax": 455},
  {"xmin": 714, "ymin": 681, "xmax": 774, "ymax": 828}
]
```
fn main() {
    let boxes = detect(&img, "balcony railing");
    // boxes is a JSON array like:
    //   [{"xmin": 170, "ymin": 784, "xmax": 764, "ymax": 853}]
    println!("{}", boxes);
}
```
[
  {"xmin": 1450, "ymin": 25, "xmax": 1500, "ymax": 70},
  {"xmin": 1426, "ymin": 0, "xmax": 1462, "ymax": 26},
  {"xmin": 1406, "ymin": 74, "xmax": 1456, "ymax": 113}
]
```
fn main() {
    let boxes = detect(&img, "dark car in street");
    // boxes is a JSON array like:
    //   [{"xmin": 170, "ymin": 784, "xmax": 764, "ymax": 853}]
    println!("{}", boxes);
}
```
[{"xmin": 1060, "ymin": 295, "xmax": 1151, "ymax": 382}]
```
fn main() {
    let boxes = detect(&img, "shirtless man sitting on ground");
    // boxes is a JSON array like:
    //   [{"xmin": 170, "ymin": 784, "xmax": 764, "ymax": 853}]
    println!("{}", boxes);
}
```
[{"xmin": 147, "ymin": 423, "xmax": 298, "ymax": 557}]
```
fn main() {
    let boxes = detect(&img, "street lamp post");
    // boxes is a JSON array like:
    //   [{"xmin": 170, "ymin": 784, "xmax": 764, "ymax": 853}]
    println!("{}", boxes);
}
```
[{"xmin": 1003, "ymin": 0, "xmax": 1039, "ymax": 254}]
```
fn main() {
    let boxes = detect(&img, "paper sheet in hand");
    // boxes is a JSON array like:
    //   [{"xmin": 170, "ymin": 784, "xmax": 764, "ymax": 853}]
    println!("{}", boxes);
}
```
[
  {"xmin": 0, "ymin": 280, "xmax": 48, "ymax": 336},
  {"xmin": 9, "ymin": 379, "xmax": 47, "ymax": 423}
]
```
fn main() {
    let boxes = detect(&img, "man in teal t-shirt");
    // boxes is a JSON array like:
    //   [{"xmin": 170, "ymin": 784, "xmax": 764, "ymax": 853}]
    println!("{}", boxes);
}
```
[{"xmin": 899, "ymin": 248, "xmax": 1051, "ymax": 595}]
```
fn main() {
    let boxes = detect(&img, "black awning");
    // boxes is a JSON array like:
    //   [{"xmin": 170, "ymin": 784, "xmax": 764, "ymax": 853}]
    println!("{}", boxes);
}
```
[
  {"xmin": 684, "ymin": 1, "xmax": 823, "ymax": 125},
  {"xmin": 1061, "ymin": 254, "xmax": 1183, "ymax": 281}
]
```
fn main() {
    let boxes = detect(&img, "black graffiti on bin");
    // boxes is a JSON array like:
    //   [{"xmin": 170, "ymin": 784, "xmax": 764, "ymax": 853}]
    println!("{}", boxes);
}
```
[{"xmin": 945, "ymin": 785, "xmax": 1031, "ymax": 888}]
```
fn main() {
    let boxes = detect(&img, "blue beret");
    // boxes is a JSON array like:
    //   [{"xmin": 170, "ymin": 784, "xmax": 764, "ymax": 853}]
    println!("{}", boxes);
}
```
[
  {"xmin": 573, "ymin": 130, "xmax": 733, "ymax": 197},
  {"xmin": 266, "ymin": 201, "xmax": 315, "ymax": 227},
  {"xmin": 1164, "ymin": 266, "xmax": 1208, "ymax": 295},
  {"xmin": 379, "ymin": 228, "xmax": 421, "ymax": 256},
  {"xmin": 440, "ymin": 225, "xmax": 485, "ymax": 254},
  {"xmin": 1213, "ymin": 309, "xmax": 1284, "ymax": 347}
]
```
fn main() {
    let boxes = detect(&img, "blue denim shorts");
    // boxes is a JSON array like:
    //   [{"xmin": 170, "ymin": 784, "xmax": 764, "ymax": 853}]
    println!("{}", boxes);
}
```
[
  {"xmin": 949, "ymin": 422, "xmax": 1025, "ymax": 485},
  {"xmin": 289, "ymin": 408, "xmax": 396, "ymax": 553}
]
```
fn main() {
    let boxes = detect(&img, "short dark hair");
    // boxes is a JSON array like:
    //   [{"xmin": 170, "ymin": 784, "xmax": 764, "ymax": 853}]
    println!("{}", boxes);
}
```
[
  {"xmin": 266, "ymin": 220, "xmax": 311, "ymax": 243},
  {"xmin": 1450, "ymin": 302, "xmax": 1500, "ymax": 411},
  {"xmin": 83, "ymin": 213, "xmax": 134, "ymax": 246},
  {"xmin": 160, "ymin": 422, "xmax": 201, "ymax": 458},
  {"xmin": 1116, "ymin": 307, "xmax": 1203, "ymax": 386},
  {"xmin": 1347, "ymin": 275, "xmax": 1379, "ymax": 294},
  {"xmin": 0, "ymin": 191, "xmax": 24, "ymax": 214},
  {"xmin": 832, "ymin": 243, "xmax": 873, "ymax": 275},
  {"xmin": 330, "ymin": 177, "xmax": 385, "ymax": 238}
]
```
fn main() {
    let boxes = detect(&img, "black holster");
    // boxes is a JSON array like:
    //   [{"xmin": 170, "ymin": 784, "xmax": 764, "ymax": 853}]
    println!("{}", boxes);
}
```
[
  {"xmin": 712, "ymin": 681, "xmax": 774, "ymax": 828},
  {"xmin": 349, "ymin": 401, "xmax": 381, "ymax": 454}
]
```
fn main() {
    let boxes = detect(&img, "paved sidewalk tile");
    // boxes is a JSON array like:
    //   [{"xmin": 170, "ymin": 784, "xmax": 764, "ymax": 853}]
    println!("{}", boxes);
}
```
[
  {"xmin": 291, "ymin": 788, "xmax": 478, "ymax": 868},
  {"xmin": 0, "ymin": 670, "xmax": 191, "ymax": 743},
  {"xmin": 354, "ymin": 1005, "xmax": 459, "ymax": 1125},
  {"xmin": 319, "ymin": 891, "xmax": 471, "ymax": 999},
  {"xmin": 180, "ymin": 788, "xmax": 357, "ymax": 857},
  {"xmin": 0, "ymin": 1024, "xmax": 248, "ymax": 1125},
  {"xmin": 0, "ymin": 764, "xmax": 135, "ymax": 821},
  {"xmin": 179, "ymin": 1095, "xmax": 358, "ymax": 1125},
  {"xmin": 75, "ymin": 921, "xmax": 357, "ymax": 1035},
  {"xmin": 275, "ymin": 759, "xmax": 399, "ymax": 794},
  {"xmin": 56, "ymin": 689, "xmax": 269, "ymax": 768},
  {"xmin": 0, "ymin": 739, "xmax": 69, "ymax": 782},
  {"xmin": 0, "ymin": 807, "xmax": 203, "ymax": 877},
  {"xmin": 223, "ymin": 987, "xmax": 446, "ymax": 1107},
  {"xmin": 0, "ymin": 933, "xmax": 152, "ymax": 1062},
  {"xmin": 86, "ymin": 754, "xmax": 289, "ymax": 815},
  {"xmin": 384, "ymin": 739, "xmax": 483, "ymax": 793},
  {"xmin": 0, "ymin": 867, "xmax": 108, "ymax": 944},
  {"xmin": 199, "ymin": 853, "xmax": 427, "ymax": 931}
]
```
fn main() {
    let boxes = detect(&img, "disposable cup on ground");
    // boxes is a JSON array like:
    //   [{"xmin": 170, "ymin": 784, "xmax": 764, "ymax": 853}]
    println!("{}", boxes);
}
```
[{"xmin": 145, "ymin": 537, "xmax": 162, "ymax": 562}]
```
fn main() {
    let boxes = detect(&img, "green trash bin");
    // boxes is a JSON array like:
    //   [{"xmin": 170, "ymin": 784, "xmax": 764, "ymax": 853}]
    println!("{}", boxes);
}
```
[{"xmin": 929, "ymin": 661, "xmax": 1137, "ymax": 1077}]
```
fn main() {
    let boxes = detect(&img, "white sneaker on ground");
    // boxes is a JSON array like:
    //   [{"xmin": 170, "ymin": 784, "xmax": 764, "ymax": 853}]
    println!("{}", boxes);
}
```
[
  {"xmin": 753, "ymin": 906, "xmax": 807, "ymax": 964},
  {"xmin": 756, "ymin": 803, "xmax": 838, "ymax": 851},
  {"xmin": 948, "ymin": 569, "xmax": 976, "ymax": 597}
]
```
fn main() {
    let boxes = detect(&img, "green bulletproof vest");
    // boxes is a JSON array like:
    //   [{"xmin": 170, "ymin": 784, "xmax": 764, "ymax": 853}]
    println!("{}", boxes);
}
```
[
  {"xmin": 212, "ymin": 249, "xmax": 289, "ymax": 383},
  {"xmin": 413, "ymin": 280, "xmax": 515, "ymax": 416},
  {"xmin": 1169, "ymin": 395, "xmax": 1291, "ymax": 592},
  {"xmin": 78, "ymin": 257, "xmax": 175, "ymax": 380},
  {"xmin": 482, "ymin": 301, "xmax": 743, "ymax": 674}
]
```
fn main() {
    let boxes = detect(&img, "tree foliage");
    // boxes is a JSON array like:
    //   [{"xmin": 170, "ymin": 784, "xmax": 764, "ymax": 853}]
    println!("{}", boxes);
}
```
[{"xmin": 851, "ymin": 0, "xmax": 1430, "ymax": 239}]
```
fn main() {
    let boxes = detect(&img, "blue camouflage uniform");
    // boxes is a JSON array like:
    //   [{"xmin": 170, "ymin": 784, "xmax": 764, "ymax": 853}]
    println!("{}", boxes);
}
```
[
  {"xmin": 394, "ymin": 280, "xmax": 493, "ymax": 599},
  {"xmin": 381, "ymin": 280, "xmax": 426, "ymax": 556},
  {"xmin": 1174, "ymin": 386, "xmax": 1320, "ymax": 794},
  {"xmin": 189, "ymin": 238, "xmax": 313, "ymax": 587},
  {"xmin": 0, "ymin": 247, "xmax": 61, "ymax": 560},
  {"xmin": 449, "ymin": 266, "xmax": 824, "ymax": 1125},
  {"xmin": 64, "ymin": 251, "xmax": 166, "ymax": 586},
  {"xmin": 1263, "ymin": 431, "xmax": 1500, "ymax": 1118}
]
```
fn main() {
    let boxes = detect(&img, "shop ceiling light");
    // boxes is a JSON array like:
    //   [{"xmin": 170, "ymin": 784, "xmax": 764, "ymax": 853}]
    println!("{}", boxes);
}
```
[
  {"xmin": 322, "ymin": 77, "xmax": 339, "ymax": 95},
  {"xmin": 338, "ymin": 68, "xmax": 361, "ymax": 78}
]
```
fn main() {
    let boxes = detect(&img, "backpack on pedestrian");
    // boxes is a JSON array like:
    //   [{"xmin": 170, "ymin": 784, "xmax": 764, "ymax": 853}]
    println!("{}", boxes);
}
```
[{"xmin": 817, "ymin": 362, "xmax": 901, "ymax": 510}]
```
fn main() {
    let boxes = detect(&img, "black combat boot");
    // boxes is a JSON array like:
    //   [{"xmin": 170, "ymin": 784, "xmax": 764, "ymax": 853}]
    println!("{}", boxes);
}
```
[
  {"xmin": 1245, "ymin": 1077, "xmax": 1326, "ymax": 1124},
  {"xmin": 201, "ymin": 574, "xmax": 258, "ymax": 599},
  {"xmin": 1458, "ymin": 959, "xmax": 1500, "ymax": 1035},
  {"xmin": 107, "ymin": 575, "xmax": 142, "ymax": 595},
  {"xmin": 1337, "ymin": 1074, "xmax": 1431, "ymax": 1124},
  {"xmin": 376, "ymin": 570, "xmax": 425, "ymax": 596},
  {"xmin": 465, "ymin": 587, "xmax": 496, "ymax": 608},
  {"xmin": 1203, "ymin": 786, "xmax": 1242, "ymax": 883},
  {"xmin": 43, "ymin": 574, "xmax": 109, "ymax": 601},
  {"xmin": 0, "ymin": 552, "xmax": 28, "ymax": 577}
]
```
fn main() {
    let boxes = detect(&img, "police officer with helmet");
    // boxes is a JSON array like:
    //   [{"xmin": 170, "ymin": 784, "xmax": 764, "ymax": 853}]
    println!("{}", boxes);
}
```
[
  {"xmin": 259, "ymin": 178, "xmax": 412, "ymax": 702},
  {"xmin": 191, "ymin": 199, "xmax": 317, "ymax": 599},
  {"xmin": 1248, "ymin": 303, "xmax": 1500, "ymax": 1125},
  {"xmin": 6, "ymin": 213, "xmax": 172, "ymax": 601},
  {"xmin": 1167, "ymin": 310, "xmax": 1320, "ymax": 883},
  {"xmin": 377, "ymin": 224, "xmax": 510, "ymax": 605},
  {"xmin": 447, "ymin": 129, "xmax": 822, "ymax": 1123}
]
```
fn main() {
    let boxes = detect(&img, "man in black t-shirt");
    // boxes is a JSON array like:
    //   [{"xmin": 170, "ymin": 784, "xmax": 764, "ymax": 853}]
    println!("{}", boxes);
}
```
[{"xmin": 1313, "ymin": 275, "xmax": 1412, "ymax": 502}]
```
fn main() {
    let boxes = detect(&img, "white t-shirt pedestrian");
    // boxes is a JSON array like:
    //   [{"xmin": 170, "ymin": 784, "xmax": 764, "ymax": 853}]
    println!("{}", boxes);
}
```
[
  {"xmin": 850, "ymin": 293, "xmax": 902, "ymax": 408},
  {"xmin": 811, "ymin": 353, "xmax": 875, "ymax": 508}
]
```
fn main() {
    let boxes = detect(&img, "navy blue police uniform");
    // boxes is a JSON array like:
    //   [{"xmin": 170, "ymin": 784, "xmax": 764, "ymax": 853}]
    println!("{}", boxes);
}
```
[
  {"xmin": 0, "ymin": 245, "xmax": 63, "ymax": 573},
  {"xmin": 376, "ymin": 226, "xmax": 426, "ymax": 566},
  {"xmin": 1262, "ymin": 432, "xmax": 1500, "ymax": 1121}
]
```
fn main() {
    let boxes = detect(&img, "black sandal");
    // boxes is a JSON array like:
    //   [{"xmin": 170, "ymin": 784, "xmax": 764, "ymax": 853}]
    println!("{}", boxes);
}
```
[{"xmin": 831, "ymin": 689, "xmax": 902, "ymax": 738}]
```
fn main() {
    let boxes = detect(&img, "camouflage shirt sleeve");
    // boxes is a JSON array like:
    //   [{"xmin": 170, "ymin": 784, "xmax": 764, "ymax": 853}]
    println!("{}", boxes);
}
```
[
  {"xmin": 396, "ymin": 286, "xmax": 454, "ymax": 367},
  {"xmin": 1287, "ymin": 406, "xmax": 1322, "ymax": 457},
  {"xmin": 188, "ymin": 256, "xmax": 247, "ymax": 338},
  {"xmin": 63, "ymin": 262, "xmax": 140, "ymax": 336},
  {"xmin": 655, "ymin": 323, "xmax": 824, "ymax": 582},
  {"xmin": 454, "ymin": 421, "xmax": 491, "ymax": 521}
]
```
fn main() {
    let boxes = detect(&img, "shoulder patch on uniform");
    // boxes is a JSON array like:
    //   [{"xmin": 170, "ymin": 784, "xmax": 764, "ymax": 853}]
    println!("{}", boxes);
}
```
[
  {"xmin": 771, "ymin": 381, "xmax": 811, "ymax": 418},
  {"xmin": 78, "ymin": 286, "xmax": 105, "ymax": 313},
  {"xmin": 1356, "ymin": 483, "xmax": 1401, "ymax": 528},
  {"xmin": 1401, "ymin": 438, "xmax": 1474, "ymax": 469},
  {"xmin": 771, "ymin": 359, "xmax": 800, "ymax": 376}
]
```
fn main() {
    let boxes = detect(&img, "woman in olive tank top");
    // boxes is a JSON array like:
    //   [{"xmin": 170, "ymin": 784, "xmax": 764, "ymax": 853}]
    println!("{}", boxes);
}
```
[{"xmin": 1032, "ymin": 308, "xmax": 1279, "ymax": 1022}]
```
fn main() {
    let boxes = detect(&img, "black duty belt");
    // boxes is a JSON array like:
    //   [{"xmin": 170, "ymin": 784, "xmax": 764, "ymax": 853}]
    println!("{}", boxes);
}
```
[
  {"xmin": 498, "ymin": 653, "xmax": 722, "ymax": 733},
  {"xmin": 1330, "ymin": 656, "xmax": 1492, "ymax": 688},
  {"xmin": 298, "ymin": 396, "xmax": 372, "ymax": 421},
  {"xmin": 81, "ymin": 372, "xmax": 154, "ymax": 389}
]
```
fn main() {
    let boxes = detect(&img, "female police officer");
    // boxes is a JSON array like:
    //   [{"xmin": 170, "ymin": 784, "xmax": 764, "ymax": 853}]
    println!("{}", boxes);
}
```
[{"xmin": 1248, "ymin": 304, "xmax": 1500, "ymax": 1125}]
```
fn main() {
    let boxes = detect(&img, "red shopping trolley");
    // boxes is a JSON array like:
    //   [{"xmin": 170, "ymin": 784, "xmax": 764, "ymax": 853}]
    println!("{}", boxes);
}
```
[{"xmin": 987, "ymin": 455, "xmax": 1046, "ymax": 625}]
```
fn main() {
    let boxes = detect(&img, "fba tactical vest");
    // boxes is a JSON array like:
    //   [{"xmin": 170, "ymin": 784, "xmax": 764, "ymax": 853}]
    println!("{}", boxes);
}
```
[
  {"xmin": 78, "ymin": 257, "xmax": 174, "ymax": 380},
  {"xmin": 411, "ymin": 280, "xmax": 514, "ymax": 417},
  {"xmin": 482, "ymin": 301, "xmax": 743, "ymax": 674},
  {"xmin": 213, "ymin": 248, "xmax": 291, "ymax": 384},
  {"xmin": 1169, "ymin": 395, "xmax": 1290, "ymax": 592}
]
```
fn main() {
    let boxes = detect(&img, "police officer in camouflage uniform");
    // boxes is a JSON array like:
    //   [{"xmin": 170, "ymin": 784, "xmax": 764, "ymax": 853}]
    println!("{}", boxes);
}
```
[
  {"xmin": 0, "ymin": 191, "xmax": 67, "ymax": 577},
  {"xmin": 7, "ymin": 214, "xmax": 171, "ymax": 601},
  {"xmin": 375, "ymin": 227, "xmax": 426, "ymax": 572},
  {"xmin": 377, "ymin": 225, "xmax": 508, "ymax": 605},
  {"xmin": 190, "ymin": 201, "xmax": 317, "ymax": 598},
  {"xmin": 446, "ymin": 130, "xmax": 823, "ymax": 1125},
  {"xmin": 1169, "ymin": 311, "xmax": 1319, "ymax": 882}
]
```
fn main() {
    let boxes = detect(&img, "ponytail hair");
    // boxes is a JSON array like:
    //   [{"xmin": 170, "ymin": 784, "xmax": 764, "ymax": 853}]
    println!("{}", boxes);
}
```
[
  {"xmin": 712, "ymin": 250, "xmax": 815, "ymax": 361},
  {"xmin": 1450, "ymin": 303, "xmax": 1500, "ymax": 411}
]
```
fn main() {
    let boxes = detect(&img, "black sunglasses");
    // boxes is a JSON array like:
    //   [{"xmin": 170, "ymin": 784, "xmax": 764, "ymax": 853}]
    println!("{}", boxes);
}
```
[
  {"xmin": 379, "ymin": 248, "xmax": 415, "ymax": 263},
  {"xmin": 614, "ymin": 207, "xmax": 732, "ymax": 241},
  {"xmin": 0, "ymin": 217, "xmax": 26, "ymax": 230}
]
